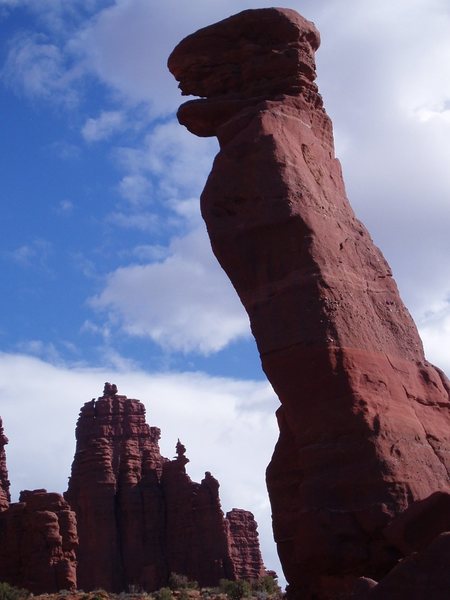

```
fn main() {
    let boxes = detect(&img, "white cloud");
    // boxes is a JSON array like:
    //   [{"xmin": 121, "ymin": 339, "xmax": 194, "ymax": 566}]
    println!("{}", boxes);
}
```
[
  {"xmin": 419, "ymin": 301, "xmax": 450, "ymax": 374},
  {"xmin": 90, "ymin": 226, "xmax": 250, "ymax": 354},
  {"xmin": 5, "ymin": 239, "xmax": 52, "ymax": 268},
  {"xmin": 106, "ymin": 210, "xmax": 159, "ymax": 232},
  {"xmin": 57, "ymin": 199, "xmax": 74, "ymax": 215},
  {"xmin": 15, "ymin": 340, "xmax": 61, "ymax": 363},
  {"xmin": 115, "ymin": 120, "xmax": 217, "ymax": 203},
  {"xmin": 118, "ymin": 173, "xmax": 152, "ymax": 205},
  {"xmin": 81, "ymin": 110, "xmax": 126, "ymax": 142},
  {"xmin": 90, "ymin": 119, "xmax": 234, "ymax": 355},
  {"xmin": 0, "ymin": 352, "xmax": 281, "ymax": 579},
  {"xmin": 1, "ymin": 32, "xmax": 80, "ymax": 105}
]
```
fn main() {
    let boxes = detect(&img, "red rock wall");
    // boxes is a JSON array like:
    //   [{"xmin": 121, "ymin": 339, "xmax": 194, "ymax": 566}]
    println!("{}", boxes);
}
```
[
  {"xmin": 0, "ymin": 417, "xmax": 10, "ymax": 512},
  {"xmin": 168, "ymin": 8, "xmax": 450, "ymax": 599},
  {"xmin": 226, "ymin": 509, "xmax": 266, "ymax": 581},
  {"xmin": 0, "ymin": 489, "xmax": 77, "ymax": 593}
]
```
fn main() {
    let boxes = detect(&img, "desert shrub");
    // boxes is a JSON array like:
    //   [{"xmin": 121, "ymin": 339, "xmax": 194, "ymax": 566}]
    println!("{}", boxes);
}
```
[
  {"xmin": 90, "ymin": 589, "xmax": 110, "ymax": 600},
  {"xmin": 0, "ymin": 582, "xmax": 29, "ymax": 600},
  {"xmin": 251, "ymin": 576, "xmax": 281, "ymax": 597},
  {"xmin": 218, "ymin": 579, "xmax": 251, "ymax": 600},
  {"xmin": 168, "ymin": 573, "xmax": 198, "ymax": 591},
  {"xmin": 154, "ymin": 587, "xmax": 173, "ymax": 600}
]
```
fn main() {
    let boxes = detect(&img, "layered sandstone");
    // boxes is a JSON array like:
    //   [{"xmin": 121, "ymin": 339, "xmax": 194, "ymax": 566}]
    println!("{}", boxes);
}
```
[
  {"xmin": 169, "ymin": 8, "xmax": 450, "ymax": 599},
  {"xmin": 65, "ymin": 383, "xmax": 167, "ymax": 592},
  {"xmin": 0, "ymin": 417, "xmax": 10, "ymax": 511},
  {"xmin": 161, "ymin": 445, "xmax": 233, "ymax": 585},
  {"xmin": 226, "ymin": 509, "xmax": 266, "ymax": 581},
  {"xmin": 0, "ymin": 489, "xmax": 78, "ymax": 593},
  {"xmin": 65, "ymin": 384, "xmax": 267, "ymax": 592}
]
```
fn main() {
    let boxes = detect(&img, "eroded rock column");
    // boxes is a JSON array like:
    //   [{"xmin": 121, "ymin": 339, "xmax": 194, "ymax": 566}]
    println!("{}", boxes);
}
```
[
  {"xmin": 168, "ymin": 8, "xmax": 450, "ymax": 598},
  {"xmin": 0, "ymin": 417, "xmax": 10, "ymax": 511},
  {"xmin": 65, "ymin": 384, "xmax": 167, "ymax": 592}
]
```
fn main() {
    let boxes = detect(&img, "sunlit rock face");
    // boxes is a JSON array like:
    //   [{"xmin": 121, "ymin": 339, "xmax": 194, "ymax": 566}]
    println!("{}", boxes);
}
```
[
  {"xmin": 0, "ymin": 417, "xmax": 10, "ymax": 512},
  {"xmin": 0, "ymin": 489, "xmax": 78, "ymax": 593},
  {"xmin": 169, "ymin": 8, "xmax": 450, "ymax": 599},
  {"xmin": 65, "ymin": 384, "xmax": 267, "ymax": 592}
]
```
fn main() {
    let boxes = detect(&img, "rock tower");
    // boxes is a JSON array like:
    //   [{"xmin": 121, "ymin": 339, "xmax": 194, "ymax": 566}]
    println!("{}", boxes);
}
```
[{"xmin": 169, "ymin": 8, "xmax": 450, "ymax": 599}]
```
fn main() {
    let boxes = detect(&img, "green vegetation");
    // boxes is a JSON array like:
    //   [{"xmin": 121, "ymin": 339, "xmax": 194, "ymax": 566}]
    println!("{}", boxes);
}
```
[
  {"xmin": 153, "ymin": 588, "xmax": 173, "ymax": 600},
  {"xmin": 218, "ymin": 580, "xmax": 251, "ymax": 600},
  {"xmin": 0, "ymin": 583, "xmax": 30, "ymax": 600},
  {"xmin": 168, "ymin": 574, "xmax": 198, "ymax": 591},
  {"xmin": 0, "ymin": 574, "xmax": 282, "ymax": 600}
]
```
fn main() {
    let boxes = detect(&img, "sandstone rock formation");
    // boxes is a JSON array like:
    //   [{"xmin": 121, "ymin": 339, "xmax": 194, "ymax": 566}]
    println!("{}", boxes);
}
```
[
  {"xmin": 226, "ymin": 509, "xmax": 266, "ymax": 581},
  {"xmin": 0, "ymin": 386, "xmax": 266, "ymax": 594},
  {"xmin": 65, "ymin": 385, "xmax": 168, "ymax": 592},
  {"xmin": 0, "ymin": 489, "xmax": 78, "ymax": 593},
  {"xmin": 66, "ymin": 384, "xmax": 266, "ymax": 592},
  {"xmin": 0, "ymin": 417, "xmax": 10, "ymax": 511},
  {"xmin": 169, "ymin": 8, "xmax": 450, "ymax": 599}
]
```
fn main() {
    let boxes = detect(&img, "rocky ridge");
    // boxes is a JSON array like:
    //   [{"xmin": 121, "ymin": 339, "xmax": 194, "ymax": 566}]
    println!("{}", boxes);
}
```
[
  {"xmin": 169, "ymin": 7, "xmax": 450, "ymax": 599},
  {"xmin": 0, "ymin": 385, "xmax": 267, "ymax": 594}
]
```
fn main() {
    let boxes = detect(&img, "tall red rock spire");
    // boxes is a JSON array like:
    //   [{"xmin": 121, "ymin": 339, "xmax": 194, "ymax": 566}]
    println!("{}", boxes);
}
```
[
  {"xmin": 65, "ymin": 384, "xmax": 168, "ymax": 592},
  {"xmin": 0, "ymin": 417, "xmax": 11, "ymax": 511},
  {"xmin": 169, "ymin": 8, "xmax": 450, "ymax": 599}
]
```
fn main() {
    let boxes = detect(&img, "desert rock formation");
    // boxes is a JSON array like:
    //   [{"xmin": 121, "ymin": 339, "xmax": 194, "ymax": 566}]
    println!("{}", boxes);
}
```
[
  {"xmin": 65, "ymin": 384, "xmax": 266, "ymax": 592},
  {"xmin": 169, "ymin": 8, "xmax": 450, "ymax": 599},
  {"xmin": 0, "ymin": 386, "xmax": 266, "ymax": 593},
  {"xmin": 0, "ymin": 417, "xmax": 10, "ymax": 511},
  {"xmin": 0, "ymin": 489, "xmax": 78, "ymax": 593},
  {"xmin": 226, "ymin": 509, "xmax": 266, "ymax": 581}
]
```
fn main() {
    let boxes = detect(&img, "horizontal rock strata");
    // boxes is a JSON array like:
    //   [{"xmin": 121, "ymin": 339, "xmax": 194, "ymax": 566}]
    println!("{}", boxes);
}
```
[
  {"xmin": 0, "ymin": 489, "xmax": 78, "ymax": 593},
  {"xmin": 226, "ymin": 508, "xmax": 266, "ymax": 581},
  {"xmin": 65, "ymin": 386, "xmax": 168, "ymax": 592},
  {"xmin": 169, "ymin": 7, "xmax": 450, "ymax": 599}
]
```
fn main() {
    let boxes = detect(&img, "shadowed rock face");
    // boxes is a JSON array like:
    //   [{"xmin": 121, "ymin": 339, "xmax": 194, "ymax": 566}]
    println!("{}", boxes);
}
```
[
  {"xmin": 169, "ymin": 8, "xmax": 450, "ymax": 599},
  {"xmin": 0, "ymin": 417, "xmax": 10, "ymax": 511}
]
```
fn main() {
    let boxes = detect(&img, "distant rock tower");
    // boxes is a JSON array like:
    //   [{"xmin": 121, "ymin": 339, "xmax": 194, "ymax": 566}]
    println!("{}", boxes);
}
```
[{"xmin": 0, "ymin": 417, "xmax": 10, "ymax": 511}]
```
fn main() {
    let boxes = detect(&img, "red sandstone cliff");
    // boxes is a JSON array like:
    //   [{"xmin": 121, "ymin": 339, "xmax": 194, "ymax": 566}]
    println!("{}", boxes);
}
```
[
  {"xmin": 168, "ymin": 8, "xmax": 450, "ymax": 599},
  {"xmin": 0, "ymin": 417, "xmax": 10, "ymax": 512},
  {"xmin": 0, "ymin": 489, "xmax": 78, "ymax": 593}
]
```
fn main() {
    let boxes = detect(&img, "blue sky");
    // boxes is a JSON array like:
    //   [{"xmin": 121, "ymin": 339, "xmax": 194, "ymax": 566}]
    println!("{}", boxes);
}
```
[{"xmin": 1, "ymin": 0, "xmax": 450, "ymax": 583}]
